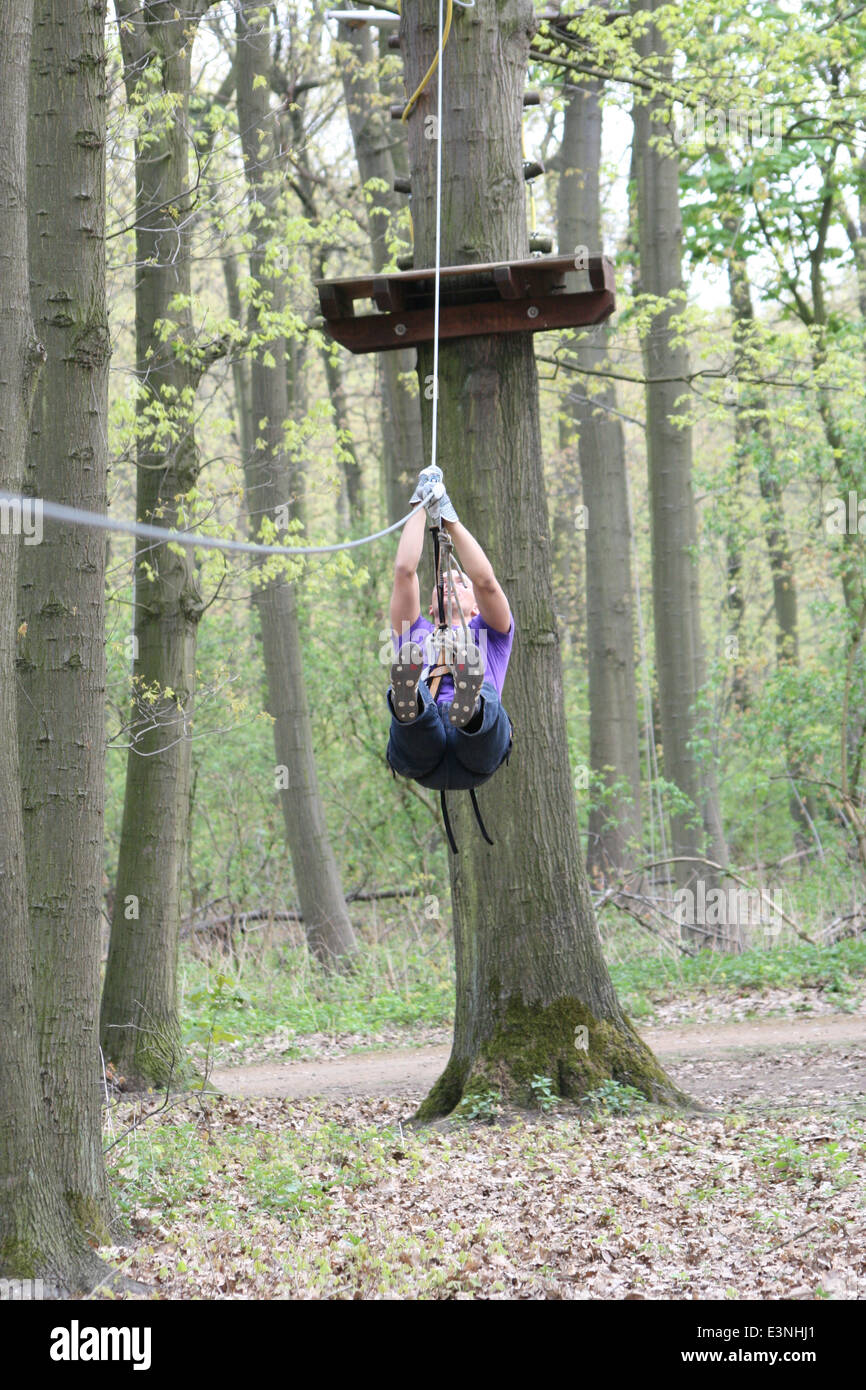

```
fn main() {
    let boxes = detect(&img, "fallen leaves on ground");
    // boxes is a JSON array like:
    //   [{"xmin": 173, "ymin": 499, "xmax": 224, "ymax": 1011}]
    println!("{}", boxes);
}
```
[{"xmin": 100, "ymin": 1090, "xmax": 866, "ymax": 1301}]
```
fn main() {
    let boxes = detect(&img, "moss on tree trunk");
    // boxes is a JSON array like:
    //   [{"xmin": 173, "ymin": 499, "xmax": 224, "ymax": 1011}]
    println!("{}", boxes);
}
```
[{"xmin": 418, "ymin": 996, "xmax": 687, "ymax": 1120}]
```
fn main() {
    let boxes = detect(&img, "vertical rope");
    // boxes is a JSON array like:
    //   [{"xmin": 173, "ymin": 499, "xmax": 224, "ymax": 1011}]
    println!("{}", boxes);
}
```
[{"xmin": 430, "ymin": 0, "xmax": 445, "ymax": 473}]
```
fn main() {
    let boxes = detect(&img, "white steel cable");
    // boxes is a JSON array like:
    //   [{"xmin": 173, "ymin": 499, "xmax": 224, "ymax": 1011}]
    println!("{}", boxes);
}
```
[
  {"xmin": 0, "ymin": 491, "xmax": 425, "ymax": 558},
  {"xmin": 0, "ymin": 10, "xmax": 449, "ymax": 573},
  {"xmin": 429, "ymin": 0, "xmax": 445, "ymax": 473}
]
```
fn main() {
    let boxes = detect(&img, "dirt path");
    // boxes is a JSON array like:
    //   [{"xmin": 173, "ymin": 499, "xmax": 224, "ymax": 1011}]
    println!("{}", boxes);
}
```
[{"xmin": 211, "ymin": 1013, "xmax": 866, "ymax": 1108}]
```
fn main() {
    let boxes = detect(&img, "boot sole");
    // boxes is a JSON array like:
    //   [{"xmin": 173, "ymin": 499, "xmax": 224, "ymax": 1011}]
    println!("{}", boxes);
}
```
[
  {"xmin": 390, "ymin": 642, "xmax": 425, "ymax": 722},
  {"xmin": 448, "ymin": 641, "xmax": 485, "ymax": 728}
]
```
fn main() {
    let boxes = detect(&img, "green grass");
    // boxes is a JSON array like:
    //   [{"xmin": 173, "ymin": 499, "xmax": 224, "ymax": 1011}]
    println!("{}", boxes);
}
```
[
  {"xmin": 179, "ymin": 930, "xmax": 866, "ymax": 1063},
  {"xmin": 180, "ymin": 931, "xmax": 455, "ymax": 1061},
  {"xmin": 608, "ymin": 938, "xmax": 866, "ymax": 1019},
  {"xmin": 751, "ymin": 1132, "xmax": 860, "ymax": 1190}
]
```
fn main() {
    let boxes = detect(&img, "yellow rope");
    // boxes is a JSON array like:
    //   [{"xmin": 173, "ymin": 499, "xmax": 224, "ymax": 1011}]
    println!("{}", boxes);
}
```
[
  {"xmin": 400, "ymin": 0, "xmax": 453, "ymax": 122},
  {"xmin": 522, "ymin": 122, "xmax": 537, "ymax": 234}
]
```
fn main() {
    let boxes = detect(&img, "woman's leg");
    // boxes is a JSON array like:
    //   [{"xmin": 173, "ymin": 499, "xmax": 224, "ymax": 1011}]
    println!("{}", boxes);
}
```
[
  {"xmin": 386, "ymin": 679, "xmax": 447, "ymax": 779},
  {"xmin": 451, "ymin": 680, "xmax": 512, "ymax": 777}
]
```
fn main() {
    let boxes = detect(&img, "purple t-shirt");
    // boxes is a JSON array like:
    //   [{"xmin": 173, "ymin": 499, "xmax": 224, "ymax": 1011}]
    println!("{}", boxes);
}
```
[{"xmin": 395, "ymin": 611, "xmax": 515, "ymax": 706}]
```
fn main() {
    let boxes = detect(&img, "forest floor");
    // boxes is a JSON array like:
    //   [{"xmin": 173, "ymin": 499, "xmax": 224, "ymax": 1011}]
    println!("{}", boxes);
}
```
[{"xmin": 101, "ymin": 980, "xmax": 866, "ymax": 1301}]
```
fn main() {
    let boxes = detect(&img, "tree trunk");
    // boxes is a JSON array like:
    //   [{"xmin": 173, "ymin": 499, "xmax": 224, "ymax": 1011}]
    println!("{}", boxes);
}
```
[
  {"xmin": 235, "ymin": 3, "xmax": 357, "ymax": 967},
  {"xmin": 726, "ymin": 243, "xmax": 814, "ymax": 839},
  {"xmin": 557, "ymin": 76, "xmax": 642, "ymax": 880},
  {"xmin": 100, "ymin": 1, "xmax": 214, "ymax": 1087},
  {"xmin": 0, "ymin": 0, "xmax": 110, "ymax": 1294},
  {"xmin": 222, "ymin": 252, "xmax": 253, "ymax": 468},
  {"xmin": 632, "ymin": 0, "xmax": 729, "ymax": 910},
  {"xmin": 402, "ymin": 0, "xmax": 684, "ymax": 1117},
  {"xmin": 322, "ymin": 347, "xmax": 364, "ymax": 530},
  {"xmin": 17, "ymin": 0, "xmax": 111, "ymax": 1238},
  {"xmin": 339, "ymin": 19, "xmax": 423, "ymax": 522}
]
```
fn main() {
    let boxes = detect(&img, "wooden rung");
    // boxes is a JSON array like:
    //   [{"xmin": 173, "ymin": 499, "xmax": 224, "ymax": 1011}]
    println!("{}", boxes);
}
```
[
  {"xmin": 372, "ymin": 275, "xmax": 406, "ymax": 313},
  {"xmin": 318, "ymin": 283, "xmax": 354, "ymax": 320},
  {"xmin": 589, "ymin": 256, "xmax": 616, "ymax": 294},
  {"xmin": 493, "ymin": 265, "xmax": 522, "ymax": 299}
]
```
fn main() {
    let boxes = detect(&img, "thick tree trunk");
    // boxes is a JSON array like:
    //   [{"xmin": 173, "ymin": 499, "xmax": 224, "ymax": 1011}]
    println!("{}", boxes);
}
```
[
  {"xmin": 0, "ymin": 0, "xmax": 110, "ymax": 1294},
  {"xmin": 402, "ymin": 0, "xmax": 684, "ymax": 1116},
  {"xmin": 557, "ymin": 76, "xmax": 642, "ymax": 880},
  {"xmin": 17, "ymin": 0, "xmax": 111, "ymax": 1238},
  {"xmin": 726, "ymin": 246, "xmax": 815, "ymax": 839},
  {"xmin": 339, "ymin": 19, "xmax": 423, "ymax": 522},
  {"xmin": 100, "ymin": 2, "xmax": 213, "ymax": 1086},
  {"xmin": 632, "ymin": 0, "xmax": 729, "ymax": 908},
  {"xmin": 236, "ymin": 4, "xmax": 357, "ymax": 966},
  {"xmin": 549, "ymin": 441, "xmax": 583, "ymax": 661}
]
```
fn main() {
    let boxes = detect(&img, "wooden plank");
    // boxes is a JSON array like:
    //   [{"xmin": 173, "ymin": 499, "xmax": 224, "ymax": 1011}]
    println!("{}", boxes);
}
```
[
  {"xmin": 314, "ymin": 253, "xmax": 584, "ymax": 302},
  {"xmin": 316, "ymin": 254, "xmax": 614, "ymax": 318},
  {"xmin": 321, "ymin": 288, "xmax": 615, "ymax": 354}
]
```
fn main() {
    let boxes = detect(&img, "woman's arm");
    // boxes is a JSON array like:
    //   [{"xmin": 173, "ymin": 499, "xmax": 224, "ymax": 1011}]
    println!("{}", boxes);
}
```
[
  {"xmin": 444, "ymin": 518, "xmax": 511, "ymax": 633},
  {"xmin": 389, "ymin": 506, "xmax": 426, "ymax": 634}
]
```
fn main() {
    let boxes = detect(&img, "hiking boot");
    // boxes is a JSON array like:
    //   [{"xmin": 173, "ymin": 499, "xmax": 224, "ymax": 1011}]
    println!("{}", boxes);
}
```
[
  {"xmin": 390, "ymin": 641, "xmax": 425, "ymax": 722},
  {"xmin": 448, "ymin": 633, "xmax": 485, "ymax": 728}
]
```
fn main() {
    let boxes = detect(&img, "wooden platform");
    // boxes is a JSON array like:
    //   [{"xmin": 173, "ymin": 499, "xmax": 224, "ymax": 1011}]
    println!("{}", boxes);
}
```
[{"xmin": 314, "ymin": 253, "xmax": 615, "ymax": 354}]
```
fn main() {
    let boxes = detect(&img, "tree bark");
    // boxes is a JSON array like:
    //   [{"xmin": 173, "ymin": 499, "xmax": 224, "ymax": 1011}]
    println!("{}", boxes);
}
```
[
  {"xmin": 339, "ymin": 19, "xmax": 423, "ymax": 522},
  {"xmin": 17, "ymin": 0, "xmax": 112, "ymax": 1239},
  {"xmin": 632, "ymin": 0, "xmax": 729, "ymax": 908},
  {"xmin": 401, "ymin": 0, "xmax": 684, "ymax": 1116},
  {"xmin": 322, "ymin": 347, "xmax": 364, "ymax": 530},
  {"xmin": 0, "ymin": 0, "xmax": 111, "ymax": 1294},
  {"xmin": 100, "ymin": 1, "xmax": 215, "ymax": 1087},
  {"xmin": 726, "ymin": 243, "xmax": 815, "ymax": 839},
  {"xmin": 235, "ymin": 3, "xmax": 357, "ymax": 966},
  {"xmin": 557, "ymin": 76, "xmax": 642, "ymax": 880},
  {"xmin": 222, "ymin": 252, "xmax": 253, "ymax": 469}
]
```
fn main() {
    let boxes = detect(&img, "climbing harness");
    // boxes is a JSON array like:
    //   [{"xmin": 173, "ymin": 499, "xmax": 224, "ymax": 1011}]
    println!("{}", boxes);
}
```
[{"xmin": 425, "ymin": 515, "xmax": 512, "ymax": 855}]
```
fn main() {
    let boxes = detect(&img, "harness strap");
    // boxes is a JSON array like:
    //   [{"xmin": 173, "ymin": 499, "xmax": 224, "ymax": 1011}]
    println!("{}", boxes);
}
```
[
  {"xmin": 431, "ymin": 523, "xmax": 446, "ymax": 629},
  {"xmin": 469, "ymin": 787, "xmax": 495, "ymax": 845},
  {"xmin": 438, "ymin": 788, "xmax": 495, "ymax": 853},
  {"xmin": 426, "ymin": 661, "xmax": 450, "ymax": 701},
  {"xmin": 440, "ymin": 790, "xmax": 459, "ymax": 854}
]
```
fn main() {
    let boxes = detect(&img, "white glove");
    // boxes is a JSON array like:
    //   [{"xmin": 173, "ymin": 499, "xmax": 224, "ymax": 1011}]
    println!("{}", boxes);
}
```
[{"xmin": 409, "ymin": 465, "xmax": 458, "ymax": 525}]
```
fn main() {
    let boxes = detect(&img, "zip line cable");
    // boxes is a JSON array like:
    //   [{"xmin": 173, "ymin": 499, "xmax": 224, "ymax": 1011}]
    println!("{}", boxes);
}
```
[
  {"xmin": 0, "ymin": 5, "xmax": 457, "ymax": 571},
  {"xmin": 0, "ymin": 492, "xmax": 426, "ymax": 558}
]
